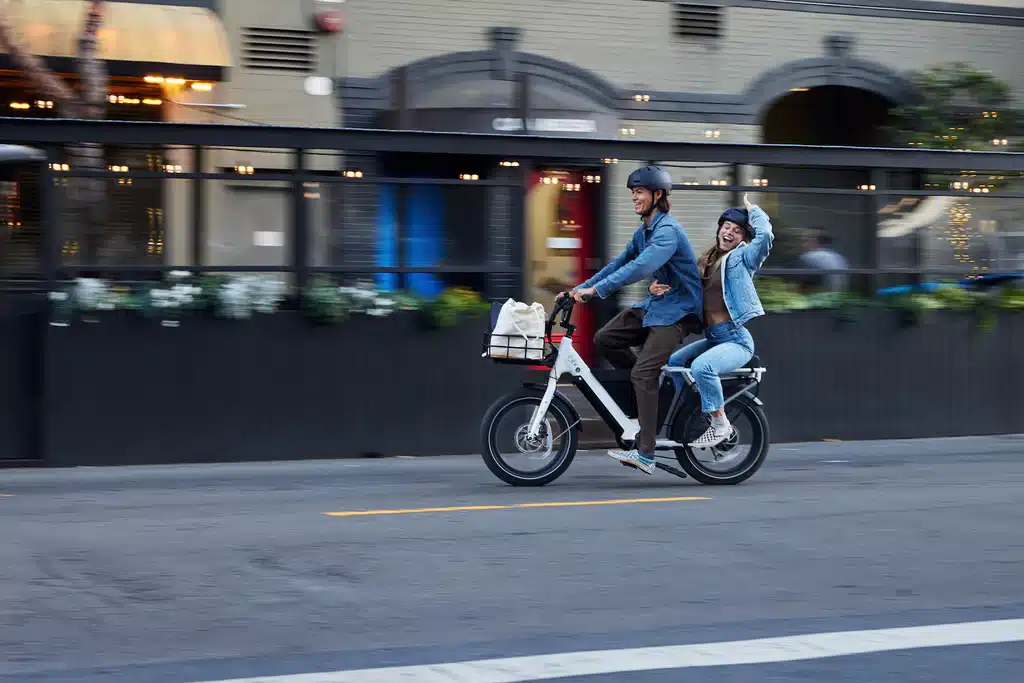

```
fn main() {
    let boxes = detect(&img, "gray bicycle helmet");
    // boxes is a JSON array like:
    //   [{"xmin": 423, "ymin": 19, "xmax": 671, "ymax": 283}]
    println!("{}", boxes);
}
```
[{"xmin": 626, "ymin": 165, "xmax": 673, "ymax": 195}]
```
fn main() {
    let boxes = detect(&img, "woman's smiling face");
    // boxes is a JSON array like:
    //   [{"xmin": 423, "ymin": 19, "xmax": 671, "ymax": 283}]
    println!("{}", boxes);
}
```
[{"xmin": 718, "ymin": 221, "xmax": 746, "ymax": 251}]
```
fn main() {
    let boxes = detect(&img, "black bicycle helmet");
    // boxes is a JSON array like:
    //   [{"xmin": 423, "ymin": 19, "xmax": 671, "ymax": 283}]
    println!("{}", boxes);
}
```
[
  {"xmin": 717, "ymin": 207, "xmax": 754, "ymax": 241},
  {"xmin": 626, "ymin": 165, "xmax": 673, "ymax": 195}
]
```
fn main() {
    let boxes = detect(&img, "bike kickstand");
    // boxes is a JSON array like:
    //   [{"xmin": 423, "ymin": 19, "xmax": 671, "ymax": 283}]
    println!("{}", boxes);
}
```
[{"xmin": 654, "ymin": 461, "xmax": 689, "ymax": 479}]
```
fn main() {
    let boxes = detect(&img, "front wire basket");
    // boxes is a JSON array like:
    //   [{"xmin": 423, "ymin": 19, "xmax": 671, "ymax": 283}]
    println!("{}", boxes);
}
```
[{"xmin": 482, "ymin": 332, "xmax": 553, "ymax": 365}]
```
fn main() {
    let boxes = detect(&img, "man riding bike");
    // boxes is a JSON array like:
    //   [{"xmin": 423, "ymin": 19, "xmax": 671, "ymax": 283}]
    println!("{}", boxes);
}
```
[{"xmin": 569, "ymin": 165, "xmax": 703, "ymax": 474}]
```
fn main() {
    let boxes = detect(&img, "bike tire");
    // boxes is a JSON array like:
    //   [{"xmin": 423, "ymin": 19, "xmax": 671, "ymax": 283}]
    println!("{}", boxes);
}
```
[
  {"xmin": 480, "ymin": 387, "xmax": 579, "ymax": 487},
  {"xmin": 671, "ymin": 394, "xmax": 770, "ymax": 485}
]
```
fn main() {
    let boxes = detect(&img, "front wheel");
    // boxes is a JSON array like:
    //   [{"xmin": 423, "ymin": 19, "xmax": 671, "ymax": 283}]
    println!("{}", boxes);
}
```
[
  {"xmin": 671, "ymin": 394, "xmax": 770, "ymax": 485},
  {"xmin": 480, "ymin": 387, "xmax": 579, "ymax": 486}
]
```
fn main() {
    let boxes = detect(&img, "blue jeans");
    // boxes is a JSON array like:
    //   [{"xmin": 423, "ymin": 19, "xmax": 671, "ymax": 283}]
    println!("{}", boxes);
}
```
[{"xmin": 667, "ymin": 322, "xmax": 755, "ymax": 414}]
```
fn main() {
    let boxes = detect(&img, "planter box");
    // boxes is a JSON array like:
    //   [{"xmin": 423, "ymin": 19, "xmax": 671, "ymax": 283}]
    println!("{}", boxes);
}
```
[
  {"xmin": 43, "ymin": 312, "xmax": 536, "ymax": 466},
  {"xmin": 746, "ymin": 309, "xmax": 1024, "ymax": 443},
  {"xmin": 27, "ymin": 305, "xmax": 1024, "ymax": 467}
]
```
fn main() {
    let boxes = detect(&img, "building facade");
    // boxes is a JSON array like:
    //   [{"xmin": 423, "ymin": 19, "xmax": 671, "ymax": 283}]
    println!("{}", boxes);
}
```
[
  {"xmin": 1, "ymin": 0, "xmax": 1022, "ymax": 306},
  {"xmin": 331, "ymin": 0, "xmax": 1024, "ymax": 303}
]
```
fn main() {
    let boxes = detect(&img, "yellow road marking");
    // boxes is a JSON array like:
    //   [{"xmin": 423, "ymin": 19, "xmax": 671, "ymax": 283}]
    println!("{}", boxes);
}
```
[{"xmin": 325, "ymin": 496, "xmax": 709, "ymax": 517}]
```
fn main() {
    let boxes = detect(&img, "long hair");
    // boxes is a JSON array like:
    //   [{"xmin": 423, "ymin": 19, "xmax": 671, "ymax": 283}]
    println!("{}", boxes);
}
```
[
  {"xmin": 653, "ymin": 190, "xmax": 671, "ymax": 214},
  {"xmin": 698, "ymin": 243, "xmax": 727, "ymax": 279}
]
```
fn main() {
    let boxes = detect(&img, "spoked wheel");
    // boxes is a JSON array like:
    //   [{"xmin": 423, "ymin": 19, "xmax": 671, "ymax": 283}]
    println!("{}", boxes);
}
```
[
  {"xmin": 671, "ymin": 394, "xmax": 769, "ymax": 485},
  {"xmin": 480, "ymin": 387, "xmax": 579, "ymax": 486}
]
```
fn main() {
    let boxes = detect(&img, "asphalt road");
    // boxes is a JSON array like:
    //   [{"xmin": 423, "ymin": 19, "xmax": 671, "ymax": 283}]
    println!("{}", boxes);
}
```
[{"xmin": 2, "ymin": 435, "xmax": 1024, "ymax": 682}]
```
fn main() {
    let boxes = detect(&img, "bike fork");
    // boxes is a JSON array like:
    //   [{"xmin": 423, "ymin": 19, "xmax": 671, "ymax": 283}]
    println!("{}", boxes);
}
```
[{"xmin": 527, "ymin": 372, "xmax": 560, "ymax": 439}]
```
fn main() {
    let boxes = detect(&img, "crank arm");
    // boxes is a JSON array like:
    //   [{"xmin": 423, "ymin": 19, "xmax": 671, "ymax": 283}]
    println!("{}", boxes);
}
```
[{"xmin": 654, "ymin": 461, "xmax": 689, "ymax": 479}]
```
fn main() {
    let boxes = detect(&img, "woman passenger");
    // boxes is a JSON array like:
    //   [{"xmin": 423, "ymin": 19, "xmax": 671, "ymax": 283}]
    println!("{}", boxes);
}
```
[{"xmin": 650, "ymin": 193, "xmax": 774, "ymax": 448}]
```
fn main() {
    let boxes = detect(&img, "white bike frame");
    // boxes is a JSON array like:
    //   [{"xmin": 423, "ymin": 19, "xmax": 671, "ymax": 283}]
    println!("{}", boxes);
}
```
[
  {"xmin": 526, "ymin": 333, "xmax": 766, "ymax": 451},
  {"xmin": 527, "ymin": 333, "xmax": 639, "ymax": 443}
]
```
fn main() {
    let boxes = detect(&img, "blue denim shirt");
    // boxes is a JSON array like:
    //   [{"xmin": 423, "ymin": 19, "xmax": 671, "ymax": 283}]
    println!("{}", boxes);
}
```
[
  {"xmin": 575, "ymin": 211, "xmax": 703, "ymax": 327},
  {"xmin": 718, "ymin": 205, "xmax": 774, "ymax": 326}
]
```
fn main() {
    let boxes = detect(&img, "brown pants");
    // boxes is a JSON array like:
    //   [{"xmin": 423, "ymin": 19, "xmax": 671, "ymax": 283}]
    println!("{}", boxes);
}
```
[{"xmin": 593, "ymin": 308, "xmax": 695, "ymax": 455}]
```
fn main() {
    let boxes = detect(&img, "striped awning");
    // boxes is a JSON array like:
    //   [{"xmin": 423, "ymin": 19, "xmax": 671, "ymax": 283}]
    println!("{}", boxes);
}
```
[{"xmin": 0, "ymin": 0, "xmax": 232, "ymax": 75}]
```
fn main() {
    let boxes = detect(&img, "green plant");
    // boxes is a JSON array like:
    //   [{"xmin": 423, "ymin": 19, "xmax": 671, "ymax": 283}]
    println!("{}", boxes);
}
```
[
  {"xmin": 754, "ymin": 278, "xmax": 810, "ymax": 313},
  {"xmin": 303, "ymin": 275, "xmax": 349, "ymax": 325},
  {"xmin": 999, "ymin": 285, "xmax": 1024, "ymax": 311},
  {"xmin": 422, "ymin": 287, "xmax": 491, "ymax": 328},
  {"xmin": 885, "ymin": 62, "xmax": 1020, "ymax": 153}
]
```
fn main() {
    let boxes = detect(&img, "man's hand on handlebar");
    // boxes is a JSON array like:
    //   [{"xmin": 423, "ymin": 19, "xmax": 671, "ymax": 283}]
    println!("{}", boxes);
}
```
[{"xmin": 571, "ymin": 287, "xmax": 597, "ymax": 303}]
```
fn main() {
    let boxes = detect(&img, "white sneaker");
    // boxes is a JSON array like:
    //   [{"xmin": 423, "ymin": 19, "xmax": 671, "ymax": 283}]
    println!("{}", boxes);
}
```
[
  {"xmin": 607, "ymin": 449, "xmax": 657, "ymax": 475},
  {"xmin": 688, "ymin": 422, "xmax": 733, "ymax": 449}
]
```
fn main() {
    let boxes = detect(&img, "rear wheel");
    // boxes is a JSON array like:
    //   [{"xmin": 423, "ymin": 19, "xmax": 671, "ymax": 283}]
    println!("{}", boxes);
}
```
[
  {"xmin": 480, "ymin": 387, "xmax": 580, "ymax": 486},
  {"xmin": 671, "ymin": 394, "xmax": 769, "ymax": 485}
]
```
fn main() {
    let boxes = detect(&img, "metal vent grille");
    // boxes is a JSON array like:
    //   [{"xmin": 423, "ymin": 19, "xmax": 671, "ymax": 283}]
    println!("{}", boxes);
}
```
[
  {"xmin": 242, "ymin": 28, "xmax": 316, "ymax": 73},
  {"xmin": 672, "ymin": 3, "xmax": 723, "ymax": 39}
]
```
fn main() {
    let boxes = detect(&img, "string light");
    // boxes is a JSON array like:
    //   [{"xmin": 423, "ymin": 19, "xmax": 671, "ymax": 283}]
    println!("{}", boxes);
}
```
[
  {"xmin": 459, "ymin": 173, "xmax": 479, "ymax": 181},
  {"xmin": 633, "ymin": 94, "xmax": 651, "ymax": 102},
  {"xmin": 343, "ymin": 170, "xmax": 363, "ymax": 178},
  {"xmin": 499, "ymin": 161, "xmax": 520, "ymax": 167},
  {"xmin": 235, "ymin": 165, "xmax": 255, "ymax": 175}
]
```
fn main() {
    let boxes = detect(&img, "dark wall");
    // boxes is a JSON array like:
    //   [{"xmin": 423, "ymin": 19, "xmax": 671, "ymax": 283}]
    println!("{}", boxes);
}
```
[
  {"xmin": 0, "ymin": 296, "xmax": 42, "ymax": 462},
  {"xmin": 42, "ymin": 314, "xmax": 534, "ymax": 467},
  {"xmin": 2, "ymin": 304, "xmax": 1021, "ymax": 466},
  {"xmin": 746, "ymin": 310, "xmax": 1024, "ymax": 442}
]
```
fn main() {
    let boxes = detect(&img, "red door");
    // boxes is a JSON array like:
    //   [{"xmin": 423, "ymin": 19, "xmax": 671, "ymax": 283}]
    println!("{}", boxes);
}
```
[{"xmin": 525, "ymin": 169, "xmax": 596, "ymax": 365}]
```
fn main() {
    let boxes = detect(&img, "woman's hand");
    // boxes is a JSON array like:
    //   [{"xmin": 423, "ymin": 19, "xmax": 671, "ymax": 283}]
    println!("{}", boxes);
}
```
[
  {"xmin": 743, "ymin": 192, "xmax": 754, "ymax": 211},
  {"xmin": 649, "ymin": 279, "xmax": 671, "ymax": 297}
]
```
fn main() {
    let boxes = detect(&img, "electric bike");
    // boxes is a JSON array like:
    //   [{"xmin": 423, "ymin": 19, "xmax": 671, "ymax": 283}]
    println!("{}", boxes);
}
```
[{"xmin": 480, "ymin": 294, "xmax": 770, "ymax": 486}]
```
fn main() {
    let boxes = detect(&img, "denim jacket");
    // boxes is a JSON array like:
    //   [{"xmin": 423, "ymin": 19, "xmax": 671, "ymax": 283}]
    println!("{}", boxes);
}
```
[
  {"xmin": 718, "ymin": 205, "xmax": 774, "ymax": 327},
  {"xmin": 575, "ymin": 211, "xmax": 703, "ymax": 327}
]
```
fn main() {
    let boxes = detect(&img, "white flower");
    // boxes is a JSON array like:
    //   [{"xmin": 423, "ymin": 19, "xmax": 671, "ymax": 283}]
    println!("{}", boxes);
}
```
[{"xmin": 169, "ymin": 270, "xmax": 192, "ymax": 280}]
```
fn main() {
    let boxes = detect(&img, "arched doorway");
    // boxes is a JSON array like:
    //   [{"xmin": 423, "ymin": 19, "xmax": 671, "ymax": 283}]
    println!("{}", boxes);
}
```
[
  {"xmin": 758, "ymin": 84, "xmax": 901, "ymax": 282},
  {"xmin": 750, "ymin": 60, "xmax": 922, "ymax": 289},
  {"xmin": 762, "ymin": 85, "xmax": 894, "ymax": 147}
]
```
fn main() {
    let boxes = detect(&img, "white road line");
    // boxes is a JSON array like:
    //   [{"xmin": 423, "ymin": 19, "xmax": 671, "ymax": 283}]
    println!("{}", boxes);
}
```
[{"xmin": 191, "ymin": 618, "xmax": 1024, "ymax": 683}]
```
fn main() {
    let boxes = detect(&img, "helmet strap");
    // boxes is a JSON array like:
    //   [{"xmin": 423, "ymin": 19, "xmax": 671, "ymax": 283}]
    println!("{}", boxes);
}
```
[{"xmin": 641, "ymin": 189, "xmax": 660, "ymax": 220}]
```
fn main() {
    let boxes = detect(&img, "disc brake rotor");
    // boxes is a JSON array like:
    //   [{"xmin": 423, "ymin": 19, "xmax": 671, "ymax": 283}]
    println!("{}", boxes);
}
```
[{"xmin": 513, "ymin": 421, "xmax": 554, "ymax": 460}]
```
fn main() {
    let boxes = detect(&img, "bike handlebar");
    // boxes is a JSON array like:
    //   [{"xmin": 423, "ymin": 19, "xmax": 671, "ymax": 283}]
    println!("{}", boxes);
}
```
[{"xmin": 550, "ymin": 292, "xmax": 578, "ymax": 334}]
